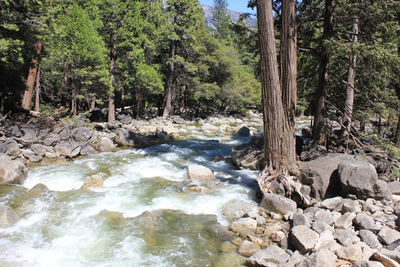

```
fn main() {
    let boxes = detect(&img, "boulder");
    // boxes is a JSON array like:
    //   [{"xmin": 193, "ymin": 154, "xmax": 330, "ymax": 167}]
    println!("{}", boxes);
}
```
[
  {"xmin": 19, "ymin": 127, "xmax": 37, "ymax": 143},
  {"xmin": 187, "ymin": 164, "xmax": 214, "ymax": 183},
  {"xmin": 389, "ymin": 181, "xmax": 400, "ymax": 195},
  {"xmin": 31, "ymin": 143, "xmax": 54, "ymax": 156},
  {"xmin": 96, "ymin": 137, "xmax": 116, "ymax": 152},
  {"xmin": 0, "ymin": 154, "xmax": 27, "ymax": 184},
  {"xmin": 378, "ymin": 226, "xmax": 400, "ymax": 245},
  {"xmin": 237, "ymin": 126, "xmax": 250, "ymax": 137},
  {"xmin": 72, "ymin": 127, "xmax": 93, "ymax": 142},
  {"xmin": 296, "ymin": 249, "xmax": 337, "ymax": 267},
  {"xmin": 5, "ymin": 140, "xmax": 21, "ymax": 158},
  {"xmin": 336, "ymin": 245, "xmax": 363, "ymax": 262},
  {"xmin": 238, "ymin": 240, "xmax": 260, "ymax": 257},
  {"xmin": 41, "ymin": 134, "xmax": 60, "ymax": 146},
  {"xmin": 230, "ymin": 217, "xmax": 257, "ymax": 233},
  {"xmin": 354, "ymin": 213, "xmax": 380, "ymax": 232},
  {"xmin": 115, "ymin": 128, "xmax": 148, "ymax": 147},
  {"xmin": 0, "ymin": 205, "xmax": 20, "ymax": 227},
  {"xmin": 220, "ymin": 200, "xmax": 258, "ymax": 221},
  {"xmin": 300, "ymin": 153, "xmax": 355, "ymax": 200},
  {"xmin": 359, "ymin": 230, "xmax": 382, "ymax": 249},
  {"xmin": 80, "ymin": 144, "xmax": 97, "ymax": 156},
  {"xmin": 321, "ymin": 197, "xmax": 343, "ymax": 211},
  {"xmin": 261, "ymin": 193, "xmax": 297, "ymax": 215},
  {"xmin": 335, "ymin": 212, "xmax": 356, "ymax": 229},
  {"xmin": 54, "ymin": 126, "xmax": 72, "ymax": 140},
  {"xmin": 231, "ymin": 144, "xmax": 264, "ymax": 170},
  {"xmin": 81, "ymin": 174, "xmax": 104, "ymax": 189},
  {"xmin": 290, "ymin": 225, "xmax": 319, "ymax": 254},
  {"xmin": 334, "ymin": 229, "xmax": 360, "ymax": 246},
  {"xmin": 314, "ymin": 209, "xmax": 335, "ymax": 225},
  {"xmin": 342, "ymin": 199, "xmax": 362, "ymax": 213},
  {"xmin": 54, "ymin": 141, "xmax": 81, "ymax": 158},
  {"xmin": 292, "ymin": 213, "xmax": 311, "ymax": 227},
  {"xmin": 247, "ymin": 244, "xmax": 290, "ymax": 266},
  {"xmin": 338, "ymin": 160, "xmax": 391, "ymax": 200},
  {"xmin": 22, "ymin": 149, "xmax": 42, "ymax": 163}
]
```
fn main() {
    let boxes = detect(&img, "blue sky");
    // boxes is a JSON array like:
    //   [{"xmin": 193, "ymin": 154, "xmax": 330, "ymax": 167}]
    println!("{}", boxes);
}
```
[{"xmin": 199, "ymin": 0, "xmax": 255, "ymax": 14}]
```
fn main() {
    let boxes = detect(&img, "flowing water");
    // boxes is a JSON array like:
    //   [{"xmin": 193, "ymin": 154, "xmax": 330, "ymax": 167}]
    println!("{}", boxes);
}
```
[{"xmin": 0, "ymin": 118, "xmax": 265, "ymax": 267}]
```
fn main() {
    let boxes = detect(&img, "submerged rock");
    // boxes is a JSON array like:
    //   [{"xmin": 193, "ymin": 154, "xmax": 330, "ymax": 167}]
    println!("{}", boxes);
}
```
[
  {"xmin": 187, "ymin": 164, "xmax": 214, "ymax": 183},
  {"xmin": 0, "ymin": 205, "xmax": 20, "ymax": 227},
  {"xmin": 0, "ymin": 153, "xmax": 27, "ymax": 184},
  {"xmin": 81, "ymin": 174, "xmax": 104, "ymax": 189}
]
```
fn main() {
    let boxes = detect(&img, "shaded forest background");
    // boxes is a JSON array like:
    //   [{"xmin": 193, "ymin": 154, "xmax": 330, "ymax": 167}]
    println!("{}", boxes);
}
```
[{"xmin": 0, "ymin": 0, "xmax": 399, "ymax": 145}]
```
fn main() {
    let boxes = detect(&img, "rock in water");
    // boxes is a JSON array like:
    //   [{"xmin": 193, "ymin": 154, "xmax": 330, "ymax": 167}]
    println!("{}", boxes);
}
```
[
  {"xmin": 238, "ymin": 240, "xmax": 260, "ymax": 257},
  {"xmin": 237, "ymin": 126, "xmax": 250, "ymax": 137},
  {"xmin": 0, "ymin": 153, "xmax": 27, "ymax": 184},
  {"xmin": 187, "ymin": 164, "xmax": 214, "ymax": 183},
  {"xmin": 96, "ymin": 137, "xmax": 116, "ymax": 152},
  {"xmin": 81, "ymin": 174, "xmax": 104, "ymax": 189},
  {"xmin": 0, "ymin": 205, "xmax": 20, "ymax": 227},
  {"xmin": 261, "ymin": 193, "xmax": 297, "ymax": 215}
]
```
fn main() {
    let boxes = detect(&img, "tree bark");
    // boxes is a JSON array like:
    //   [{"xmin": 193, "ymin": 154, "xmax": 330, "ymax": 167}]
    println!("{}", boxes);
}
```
[
  {"xmin": 22, "ymin": 41, "xmax": 43, "ymax": 110},
  {"xmin": 34, "ymin": 69, "xmax": 41, "ymax": 112},
  {"xmin": 395, "ymin": 110, "xmax": 400, "ymax": 148},
  {"xmin": 108, "ymin": 49, "xmax": 116, "ymax": 123},
  {"xmin": 342, "ymin": 17, "xmax": 359, "ymax": 138},
  {"xmin": 135, "ymin": 89, "xmax": 142, "ymax": 119},
  {"xmin": 257, "ymin": 0, "xmax": 287, "ymax": 171},
  {"xmin": 71, "ymin": 82, "xmax": 77, "ymax": 116},
  {"xmin": 312, "ymin": 0, "xmax": 335, "ymax": 145},
  {"xmin": 280, "ymin": 0, "xmax": 297, "ymax": 166},
  {"xmin": 163, "ymin": 41, "xmax": 177, "ymax": 118}
]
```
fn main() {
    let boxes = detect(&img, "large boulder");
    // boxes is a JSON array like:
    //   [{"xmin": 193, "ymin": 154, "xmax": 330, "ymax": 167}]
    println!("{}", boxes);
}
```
[
  {"xmin": 290, "ymin": 225, "xmax": 319, "ymax": 254},
  {"xmin": 72, "ymin": 127, "xmax": 93, "ymax": 142},
  {"xmin": 247, "ymin": 244, "xmax": 291, "ymax": 266},
  {"xmin": 0, "ymin": 205, "xmax": 20, "ymax": 227},
  {"xmin": 300, "ymin": 153, "xmax": 355, "ymax": 200},
  {"xmin": 231, "ymin": 144, "xmax": 264, "ymax": 170},
  {"xmin": 338, "ymin": 160, "xmax": 391, "ymax": 200},
  {"xmin": 115, "ymin": 128, "xmax": 149, "ymax": 147},
  {"xmin": 237, "ymin": 126, "xmax": 251, "ymax": 137},
  {"xmin": 187, "ymin": 164, "xmax": 214, "ymax": 183},
  {"xmin": 0, "ymin": 154, "xmax": 27, "ymax": 184},
  {"xmin": 261, "ymin": 193, "xmax": 297, "ymax": 215},
  {"xmin": 54, "ymin": 141, "xmax": 81, "ymax": 158},
  {"xmin": 96, "ymin": 137, "xmax": 116, "ymax": 152},
  {"xmin": 31, "ymin": 143, "xmax": 54, "ymax": 156}
]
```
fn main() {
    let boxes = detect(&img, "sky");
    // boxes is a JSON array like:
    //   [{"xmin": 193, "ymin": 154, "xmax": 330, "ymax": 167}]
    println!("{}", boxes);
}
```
[{"xmin": 199, "ymin": 0, "xmax": 256, "ymax": 14}]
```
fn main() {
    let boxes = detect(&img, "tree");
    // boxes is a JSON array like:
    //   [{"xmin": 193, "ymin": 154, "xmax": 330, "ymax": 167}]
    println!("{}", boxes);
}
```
[{"xmin": 212, "ymin": 0, "xmax": 232, "ymax": 42}]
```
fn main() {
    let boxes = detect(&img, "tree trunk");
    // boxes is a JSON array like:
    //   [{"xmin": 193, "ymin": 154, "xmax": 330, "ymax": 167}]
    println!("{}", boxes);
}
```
[
  {"xmin": 120, "ymin": 87, "xmax": 125, "ymax": 113},
  {"xmin": 22, "ymin": 41, "xmax": 43, "ymax": 110},
  {"xmin": 312, "ymin": 0, "xmax": 335, "ymax": 145},
  {"xmin": 34, "ymin": 69, "xmax": 41, "ymax": 112},
  {"xmin": 89, "ymin": 97, "xmax": 96, "ymax": 112},
  {"xmin": 342, "ymin": 17, "xmax": 359, "ymax": 138},
  {"xmin": 71, "ymin": 82, "xmax": 77, "ymax": 116},
  {"xmin": 257, "ymin": 0, "xmax": 286, "ymax": 171},
  {"xmin": 108, "ymin": 49, "xmax": 116, "ymax": 123},
  {"xmin": 163, "ymin": 41, "xmax": 177, "ymax": 118},
  {"xmin": 135, "ymin": 89, "xmax": 142, "ymax": 119},
  {"xmin": 280, "ymin": 0, "xmax": 297, "ymax": 166},
  {"xmin": 395, "ymin": 110, "xmax": 400, "ymax": 147}
]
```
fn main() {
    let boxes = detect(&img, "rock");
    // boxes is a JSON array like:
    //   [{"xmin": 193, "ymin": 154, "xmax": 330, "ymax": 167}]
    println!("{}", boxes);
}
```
[
  {"xmin": 81, "ymin": 174, "xmax": 104, "ymax": 189},
  {"xmin": 300, "ymin": 153, "xmax": 355, "ymax": 200},
  {"xmin": 312, "ymin": 221, "xmax": 332, "ymax": 234},
  {"xmin": 261, "ymin": 193, "xmax": 297, "ymax": 215},
  {"xmin": 187, "ymin": 164, "xmax": 214, "ymax": 183},
  {"xmin": 20, "ymin": 127, "xmax": 37, "ymax": 143},
  {"xmin": 221, "ymin": 200, "xmax": 258, "ymax": 221},
  {"xmin": 373, "ymin": 252, "xmax": 400, "ymax": 267},
  {"xmin": 292, "ymin": 213, "xmax": 311, "ymax": 227},
  {"xmin": 0, "ymin": 205, "xmax": 20, "ymax": 227},
  {"xmin": 96, "ymin": 137, "xmax": 116, "ymax": 152},
  {"xmin": 247, "ymin": 244, "xmax": 290, "ymax": 266},
  {"xmin": 5, "ymin": 140, "xmax": 21, "ymax": 158},
  {"xmin": 300, "ymin": 144, "xmax": 328, "ymax": 161},
  {"xmin": 290, "ymin": 225, "xmax": 319, "ymax": 254},
  {"xmin": 335, "ymin": 212, "xmax": 356, "ymax": 229},
  {"xmin": 72, "ymin": 127, "xmax": 93, "ymax": 142},
  {"xmin": 338, "ymin": 160, "xmax": 391, "ymax": 200},
  {"xmin": 296, "ymin": 249, "xmax": 337, "ymax": 267},
  {"xmin": 354, "ymin": 213, "xmax": 380, "ymax": 232},
  {"xmin": 201, "ymin": 123, "xmax": 219, "ymax": 132},
  {"xmin": 342, "ymin": 199, "xmax": 362, "ymax": 213},
  {"xmin": 230, "ymin": 218, "xmax": 257, "ymax": 233},
  {"xmin": 336, "ymin": 245, "xmax": 363, "ymax": 262},
  {"xmin": 41, "ymin": 134, "xmax": 60, "ymax": 146},
  {"xmin": 54, "ymin": 141, "xmax": 81, "ymax": 158},
  {"xmin": 237, "ymin": 126, "xmax": 250, "ymax": 137},
  {"xmin": 22, "ymin": 149, "xmax": 42, "ymax": 162},
  {"xmin": 314, "ymin": 209, "xmax": 335, "ymax": 225},
  {"xmin": 389, "ymin": 182, "xmax": 400, "ymax": 195},
  {"xmin": 80, "ymin": 144, "xmax": 97, "ymax": 156},
  {"xmin": 186, "ymin": 185, "xmax": 211, "ymax": 194},
  {"xmin": 0, "ymin": 154, "xmax": 27, "ymax": 184},
  {"xmin": 54, "ymin": 126, "xmax": 72, "ymax": 140},
  {"xmin": 378, "ymin": 226, "xmax": 400, "ymax": 245},
  {"xmin": 115, "ymin": 128, "xmax": 149, "ymax": 147},
  {"xmin": 314, "ymin": 229, "xmax": 334, "ymax": 250},
  {"xmin": 25, "ymin": 183, "xmax": 50, "ymax": 198},
  {"xmin": 231, "ymin": 144, "xmax": 264, "ymax": 170},
  {"xmin": 214, "ymin": 252, "xmax": 247, "ymax": 267},
  {"xmin": 359, "ymin": 230, "xmax": 382, "ymax": 249},
  {"xmin": 353, "ymin": 261, "xmax": 385, "ymax": 267},
  {"xmin": 238, "ymin": 240, "xmax": 260, "ymax": 257},
  {"xmin": 321, "ymin": 197, "xmax": 343, "ymax": 211},
  {"xmin": 334, "ymin": 229, "xmax": 360, "ymax": 246},
  {"xmin": 31, "ymin": 143, "xmax": 54, "ymax": 156}
]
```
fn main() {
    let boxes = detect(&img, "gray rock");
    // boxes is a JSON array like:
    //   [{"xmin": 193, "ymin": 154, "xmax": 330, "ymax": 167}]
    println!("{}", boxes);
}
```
[
  {"xmin": 96, "ymin": 137, "xmax": 116, "ymax": 152},
  {"xmin": 247, "ymin": 244, "xmax": 290, "ymax": 266},
  {"xmin": 0, "ymin": 154, "xmax": 27, "ymax": 184},
  {"xmin": 359, "ymin": 230, "xmax": 382, "ymax": 249},
  {"xmin": 114, "ymin": 128, "xmax": 148, "ymax": 147},
  {"xmin": 187, "ymin": 164, "xmax": 214, "ymax": 183},
  {"xmin": 231, "ymin": 144, "xmax": 264, "ymax": 170},
  {"xmin": 220, "ymin": 200, "xmax": 257, "ymax": 221},
  {"xmin": 80, "ymin": 144, "xmax": 97, "ymax": 156},
  {"xmin": 389, "ymin": 181, "xmax": 400, "ymax": 195},
  {"xmin": 261, "ymin": 193, "xmax": 297, "ymax": 215},
  {"xmin": 354, "ymin": 213, "xmax": 380, "ymax": 232},
  {"xmin": 0, "ymin": 205, "xmax": 20, "ymax": 227},
  {"xmin": 41, "ymin": 134, "xmax": 60, "ymax": 146},
  {"xmin": 54, "ymin": 126, "xmax": 72, "ymax": 140},
  {"xmin": 373, "ymin": 252, "xmax": 400, "ymax": 267},
  {"xmin": 31, "ymin": 143, "xmax": 54, "ymax": 156},
  {"xmin": 338, "ymin": 160, "xmax": 391, "ymax": 200},
  {"xmin": 72, "ymin": 127, "xmax": 93, "ymax": 142},
  {"xmin": 295, "ymin": 249, "xmax": 337, "ymax": 267},
  {"xmin": 312, "ymin": 221, "xmax": 332, "ymax": 234},
  {"xmin": 336, "ymin": 245, "xmax": 363, "ymax": 262},
  {"xmin": 5, "ymin": 140, "xmax": 21, "ymax": 158},
  {"xmin": 378, "ymin": 226, "xmax": 400, "ymax": 245},
  {"xmin": 236, "ymin": 126, "xmax": 250, "ymax": 137},
  {"xmin": 22, "ymin": 150, "xmax": 42, "ymax": 163},
  {"xmin": 20, "ymin": 127, "xmax": 37, "ymax": 143},
  {"xmin": 230, "ymin": 218, "xmax": 257, "ymax": 233},
  {"xmin": 314, "ymin": 209, "xmax": 335, "ymax": 225},
  {"xmin": 290, "ymin": 225, "xmax": 319, "ymax": 254},
  {"xmin": 238, "ymin": 240, "xmax": 260, "ymax": 257},
  {"xmin": 54, "ymin": 141, "xmax": 81, "ymax": 158},
  {"xmin": 335, "ymin": 212, "xmax": 356, "ymax": 229},
  {"xmin": 321, "ymin": 197, "xmax": 343, "ymax": 211},
  {"xmin": 292, "ymin": 213, "xmax": 310, "ymax": 227},
  {"xmin": 353, "ymin": 261, "xmax": 385, "ymax": 267},
  {"xmin": 0, "ymin": 142, "xmax": 6, "ymax": 153},
  {"xmin": 334, "ymin": 229, "xmax": 360, "ymax": 246},
  {"xmin": 342, "ymin": 198, "xmax": 362, "ymax": 213}
]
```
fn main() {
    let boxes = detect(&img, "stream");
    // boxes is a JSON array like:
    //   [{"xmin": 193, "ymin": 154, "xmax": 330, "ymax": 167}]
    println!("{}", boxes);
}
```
[{"xmin": 0, "ymin": 118, "xmax": 266, "ymax": 266}]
